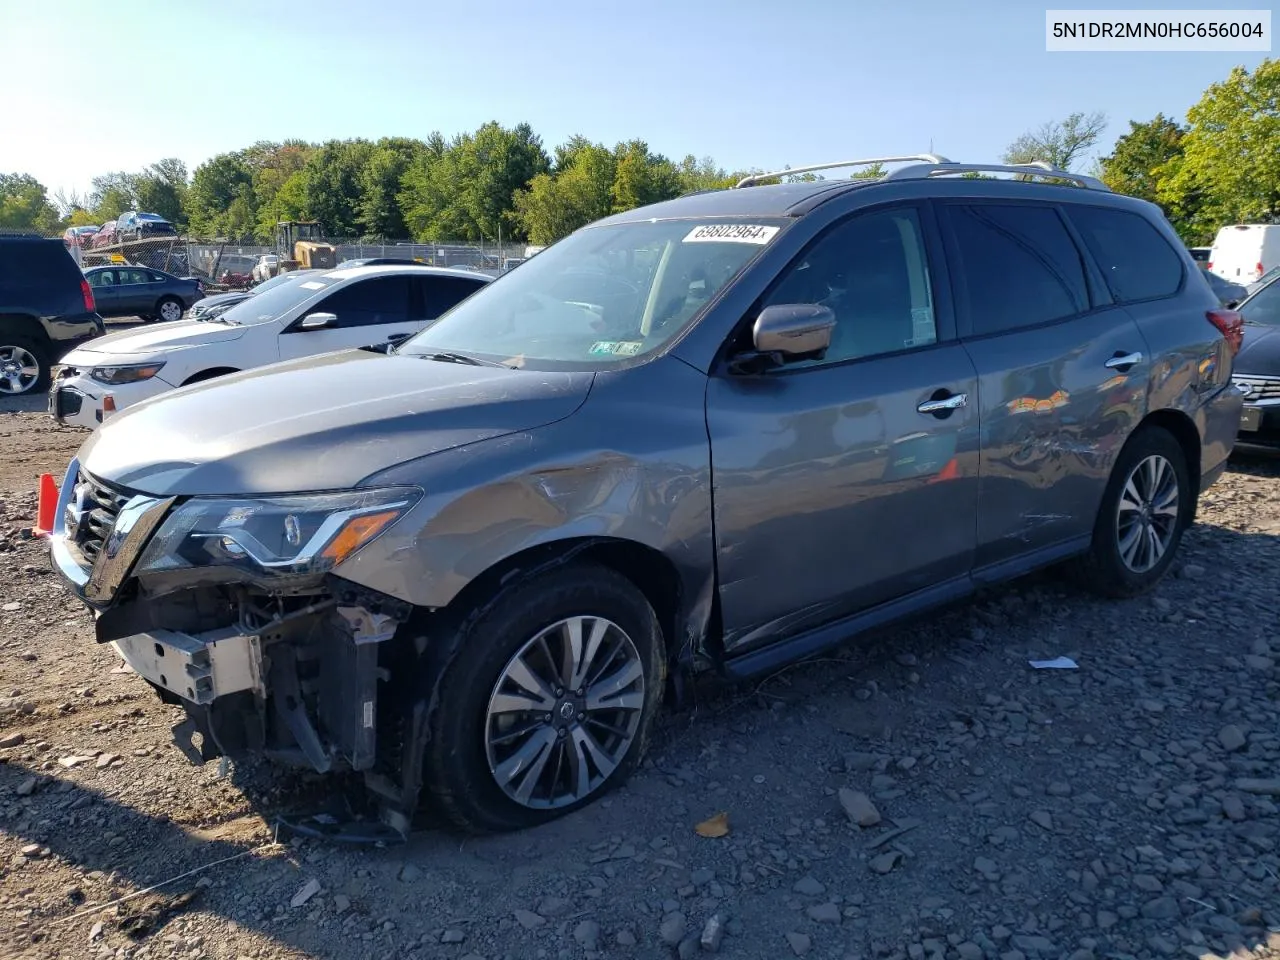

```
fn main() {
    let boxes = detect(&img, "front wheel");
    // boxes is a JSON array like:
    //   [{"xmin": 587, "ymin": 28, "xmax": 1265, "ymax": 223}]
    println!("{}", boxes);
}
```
[
  {"xmin": 425, "ymin": 564, "xmax": 665, "ymax": 833},
  {"xmin": 1069, "ymin": 426, "xmax": 1191, "ymax": 598}
]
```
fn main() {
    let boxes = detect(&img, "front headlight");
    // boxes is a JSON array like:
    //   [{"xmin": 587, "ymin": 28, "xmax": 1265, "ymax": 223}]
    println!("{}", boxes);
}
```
[
  {"xmin": 91, "ymin": 362, "xmax": 166, "ymax": 385},
  {"xmin": 134, "ymin": 487, "xmax": 421, "ymax": 580}
]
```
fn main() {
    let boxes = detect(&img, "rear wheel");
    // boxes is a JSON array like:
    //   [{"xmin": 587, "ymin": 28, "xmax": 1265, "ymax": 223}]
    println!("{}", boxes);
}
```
[
  {"xmin": 155, "ymin": 297, "xmax": 183, "ymax": 323},
  {"xmin": 1069, "ymin": 426, "xmax": 1191, "ymax": 598},
  {"xmin": 0, "ymin": 336, "xmax": 50, "ymax": 396},
  {"xmin": 425, "ymin": 564, "xmax": 665, "ymax": 833}
]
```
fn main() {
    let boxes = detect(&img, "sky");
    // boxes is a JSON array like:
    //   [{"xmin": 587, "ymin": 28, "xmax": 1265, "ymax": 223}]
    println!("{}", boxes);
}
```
[{"xmin": 0, "ymin": 0, "xmax": 1271, "ymax": 202}]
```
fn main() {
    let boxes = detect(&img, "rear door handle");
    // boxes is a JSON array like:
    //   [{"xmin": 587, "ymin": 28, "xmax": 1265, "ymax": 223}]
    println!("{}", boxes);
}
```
[
  {"xmin": 918, "ymin": 393, "xmax": 968, "ymax": 414},
  {"xmin": 1105, "ymin": 352, "xmax": 1143, "ymax": 369}
]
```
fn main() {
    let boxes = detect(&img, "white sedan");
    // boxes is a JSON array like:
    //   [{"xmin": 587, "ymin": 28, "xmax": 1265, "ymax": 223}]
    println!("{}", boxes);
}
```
[
  {"xmin": 49, "ymin": 265, "xmax": 491, "ymax": 430},
  {"xmin": 251, "ymin": 254, "xmax": 280, "ymax": 283}
]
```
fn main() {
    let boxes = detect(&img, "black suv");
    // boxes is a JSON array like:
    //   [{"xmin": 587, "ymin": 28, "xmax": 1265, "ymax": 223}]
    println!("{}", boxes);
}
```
[{"xmin": 0, "ymin": 236, "xmax": 105, "ymax": 395}]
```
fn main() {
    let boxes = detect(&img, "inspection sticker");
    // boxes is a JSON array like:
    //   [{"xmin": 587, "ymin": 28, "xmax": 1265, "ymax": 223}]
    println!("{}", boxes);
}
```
[
  {"xmin": 590, "ymin": 340, "xmax": 645, "ymax": 356},
  {"xmin": 683, "ymin": 224, "xmax": 780, "ymax": 244}
]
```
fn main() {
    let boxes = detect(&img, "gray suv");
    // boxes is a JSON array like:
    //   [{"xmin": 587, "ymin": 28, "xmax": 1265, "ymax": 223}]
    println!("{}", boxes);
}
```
[{"xmin": 44, "ymin": 156, "xmax": 1244, "ymax": 838}]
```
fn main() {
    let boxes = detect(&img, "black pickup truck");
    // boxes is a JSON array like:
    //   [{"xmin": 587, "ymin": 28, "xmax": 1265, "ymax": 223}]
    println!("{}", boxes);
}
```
[{"xmin": 0, "ymin": 236, "xmax": 105, "ymax": 396}]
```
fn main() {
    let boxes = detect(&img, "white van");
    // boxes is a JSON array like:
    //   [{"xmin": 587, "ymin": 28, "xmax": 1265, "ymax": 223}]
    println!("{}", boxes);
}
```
[{"xmin": 1208, "ymin": 224, "xmax": 1280, "ymax": 284}]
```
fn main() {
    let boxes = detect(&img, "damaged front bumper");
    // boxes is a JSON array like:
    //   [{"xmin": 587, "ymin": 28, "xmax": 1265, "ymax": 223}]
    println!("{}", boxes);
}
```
[{"xmin": 46, "ymin": 458, "xmax": 431, "ymax": 841}]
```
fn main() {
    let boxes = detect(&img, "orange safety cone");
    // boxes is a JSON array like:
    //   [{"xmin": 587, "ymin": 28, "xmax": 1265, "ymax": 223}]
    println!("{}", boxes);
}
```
[{"xmin": 33, "ymin": 473, "xmax": 58, "ymax": 538}]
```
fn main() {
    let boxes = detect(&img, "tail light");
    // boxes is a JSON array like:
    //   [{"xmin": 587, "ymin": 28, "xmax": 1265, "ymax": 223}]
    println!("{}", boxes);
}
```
[
  {"xmin": 1256, "ymin": 262, "xmax": 1265, "ymax": 280},
  {"xmin": 1207, "ymin": 261, "xmax": 1214, "ymax": 270},
  {"xmin": 1207, "ymin": 308, "xmax": 1244, "ymax": 356},
  {"xmin": 80, "ymin": 278, "xmax": 95, "ymax": 313}
]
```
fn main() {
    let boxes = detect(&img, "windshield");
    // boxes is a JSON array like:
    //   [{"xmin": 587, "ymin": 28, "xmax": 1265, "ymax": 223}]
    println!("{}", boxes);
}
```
[
  {"xmin": 1241, "ymin": 277, "xmax": 1280, "ymax": 326},
  {"xmin": 218, "ymin": 274, "xmax": 337, "ymax": 325},
  {"xmin": 398, "ymin": 218, "xmax": 787, "ymax": 368},
  {"xmin": 253, "ymin": 270, "xmax": 317, "ymax": 294}
]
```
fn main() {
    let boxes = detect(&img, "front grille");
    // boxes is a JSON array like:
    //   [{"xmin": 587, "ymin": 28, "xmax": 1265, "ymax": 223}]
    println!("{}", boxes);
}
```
[
  {"xmin": 68, "ymin": 470, "xmax": 131, "ymax": 563},
  {"xmin": 1234, "ymin": 375, "xmax": 1280, "ymax": 401},
  {"xmin": 53, "ymin": 388, "xmax": 83, "ymax": 419}
]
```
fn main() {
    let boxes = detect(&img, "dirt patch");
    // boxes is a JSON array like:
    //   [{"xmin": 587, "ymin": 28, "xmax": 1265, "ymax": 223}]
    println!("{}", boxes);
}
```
[{"xmin": 1, "ymin": 404, "xmax": 1278, "ymax": 960}]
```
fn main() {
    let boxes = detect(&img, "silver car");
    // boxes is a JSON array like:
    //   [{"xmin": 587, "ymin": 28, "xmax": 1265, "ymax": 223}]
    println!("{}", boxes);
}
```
[{"xmin": 44, "ymin": 156, "xmax": 1244, "ymax": 838}]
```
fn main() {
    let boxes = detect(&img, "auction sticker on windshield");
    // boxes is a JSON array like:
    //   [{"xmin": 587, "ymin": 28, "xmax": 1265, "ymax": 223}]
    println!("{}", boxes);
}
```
[{"xmin": 683, "ymin": 224, "xmax": 780, "ymax": 244}]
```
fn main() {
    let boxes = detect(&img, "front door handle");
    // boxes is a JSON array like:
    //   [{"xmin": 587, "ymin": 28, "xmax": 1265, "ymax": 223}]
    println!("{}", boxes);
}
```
[
  {"xmin": 918, "ymin": 393, "xmax": 968, "ymax": 414},
  {"xmin": 1105, "ymin": 351, "xmax": 1143, "ymax": 370}
]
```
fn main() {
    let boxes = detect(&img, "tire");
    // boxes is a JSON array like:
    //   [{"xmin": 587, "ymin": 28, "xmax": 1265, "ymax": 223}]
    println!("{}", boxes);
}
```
[
  {"xmin": 1069, "ymin": 426, "xmax": 1191, "ymax": 598},
  {"xmin": 155, "ymin": 297, "xmax": 184, "ymax": 323},
  {"xmin": 425, "ymin": 563, "xmax": 666, "ymax": 834},
  {"xmin": 0, "ymin": 334, "xmax": 50, "ymax": 396}
]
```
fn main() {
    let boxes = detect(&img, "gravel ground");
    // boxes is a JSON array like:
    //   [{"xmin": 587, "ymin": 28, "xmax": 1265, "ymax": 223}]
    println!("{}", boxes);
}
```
[{"xmin": 1, "ymin": 396, "xmax": 1278, "ymax": 960}]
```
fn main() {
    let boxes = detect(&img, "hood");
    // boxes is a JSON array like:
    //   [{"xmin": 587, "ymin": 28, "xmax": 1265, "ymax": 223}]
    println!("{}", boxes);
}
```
[
  {"xmin": 192, "ymin": 291, "xmax": 251, "ymax": 309},
  {"xmin": 62, "ymin": 320, "xmax": 247, "ymax": 360},
  {"xmin": 1235, "ymin": 323, "xmax": 1280, "ymax": 374},
  {"xmin": 77, "ymin": 349, "xmax": 594, "ymax": 496}
]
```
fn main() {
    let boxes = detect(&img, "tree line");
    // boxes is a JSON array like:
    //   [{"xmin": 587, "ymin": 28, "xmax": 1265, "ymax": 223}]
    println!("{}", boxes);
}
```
[{"xmin": 2, "ymin": 58, "xmax": 1275, "ymax": 247}]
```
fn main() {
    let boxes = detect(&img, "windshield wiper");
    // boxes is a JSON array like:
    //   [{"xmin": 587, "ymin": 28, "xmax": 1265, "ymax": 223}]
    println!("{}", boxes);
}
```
[{"xmin": 414, "ymin": 351, "xmax": 508, "ymax": 368}]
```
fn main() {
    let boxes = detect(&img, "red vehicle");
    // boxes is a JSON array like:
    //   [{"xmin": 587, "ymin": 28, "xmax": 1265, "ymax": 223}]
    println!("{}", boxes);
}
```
[
  {"xmin": 90, "ymin": 221, "xmax": 119, "ymax": 249},
  {"xmin": 62, "ymin": 225, "xmax": 99, "ymax": 248}
]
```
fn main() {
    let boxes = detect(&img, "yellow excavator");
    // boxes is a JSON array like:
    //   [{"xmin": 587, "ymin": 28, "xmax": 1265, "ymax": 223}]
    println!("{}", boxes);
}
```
[{"xmin": 272, "ymin": 221, "xmax": 338, "ymax": 276}]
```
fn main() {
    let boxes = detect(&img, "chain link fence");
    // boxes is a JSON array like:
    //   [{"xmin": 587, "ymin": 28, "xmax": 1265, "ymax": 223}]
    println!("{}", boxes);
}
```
[{"xmin": 57, "ymin": 234, "xmax": 532, "ymax": 291}]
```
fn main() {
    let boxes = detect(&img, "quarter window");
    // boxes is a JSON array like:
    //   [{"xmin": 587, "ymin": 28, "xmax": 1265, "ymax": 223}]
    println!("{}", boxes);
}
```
[
  {"xmin": 758, "ymin": 207, "xmax": 939, "ymax": 366},
  {"xmin": 946, "ymin": 203, "xmax": 1089, "ymax": 336},
  {"xmin": 1066, "ymin": 205, "xmax": 1184, "ymax": 303}
]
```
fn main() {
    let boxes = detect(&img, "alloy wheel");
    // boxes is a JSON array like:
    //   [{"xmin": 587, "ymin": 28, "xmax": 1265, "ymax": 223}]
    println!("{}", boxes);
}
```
[
  {"xmin": 1115, "ymin": 453, "xmax": 1180, "ymax": 574},
  {"xmin": 159, "ymin": 300, "xmax": 183, "ymax": 322},
  {"xmin": 0, "ymin": 346, "xmax": 40, "ymax": 395},
  {"xmin": 485, "ymin": 615, "xmax": 646, "ymax": 809}
]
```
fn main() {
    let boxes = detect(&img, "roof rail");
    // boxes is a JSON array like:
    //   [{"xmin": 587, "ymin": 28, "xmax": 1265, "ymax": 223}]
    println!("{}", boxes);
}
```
[
  {"xmin": 882, "ymin": 160, "xmax": 1110, "ymax": 191},
  {"xmin": 732, "ymin": 155, "xmax": 952, "ymax": 188}
]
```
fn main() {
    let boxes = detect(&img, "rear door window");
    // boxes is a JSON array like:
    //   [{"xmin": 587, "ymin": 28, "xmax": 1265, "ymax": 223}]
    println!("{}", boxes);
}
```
[
  {"xmin": 0, "ymin": 242, "xmax": 71, "ymax": 285},
  {"xmin": 312, "ymin": 276, "xmax": 412, "ymax": 328},
  {"xmin": 943, "ymin": 203, "xmax": 1090, "ymax": 337},
  {"xmin": 87, "ymin": 270, "xmax": 118, "ymax": 288},
  {"xmin": 1067, "ymin": 206, "xmax": 1184, "ymax": 303},
  {"xmin": 419, "ymin": 276, "xmax": 488, "ymax": 319}
]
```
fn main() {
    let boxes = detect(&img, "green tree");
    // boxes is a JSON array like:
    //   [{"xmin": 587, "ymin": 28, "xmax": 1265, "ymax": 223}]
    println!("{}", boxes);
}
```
[
  {"xmin": 1098, "ymin": 114, "xmax": 1185, "ymax": 205},
  {"xmin": 1159, "ymin": 59, "xmax": 1280, "ymax": 241},
  {"xmin": 251, "ymin": 142, "xmax": 316, "ymax": 240},
  {"xmin": 610, "ymin": 140, "xmax": 681, "ymax": 212},
  {"xmin": 358, "ymin": 138, "xmax": 423, "ymax": 239},
  {"xmin": 1003, "ymin": 111, "xmax": 1108, "ymax": 170},
  {"xmin": 401, "ymin": 122, "xmax": 548, "ymax": 242},
  {"xmin": 88, "ymin": 172, "xmax": 135, "ymax": 222},
  {"xmin": 302, "ymin": 139, "xmax": 375, "ymax": 237},
  {"xmin": 675, "ymin": 155, "xmax": 738, "ymax": 192},
  {"xmin": 131, "ymin": 158, "xmax": 189, "ymax": 226},
  {"xmin": 186, "ymin": 152, "xmax": 255, "ymax": 238},
  {"xmin": 0, "ymin": 173, "xmax": 60, "ymax": 233},
  {"xmin": 512, "ymin": 141, "xmax": 616, "ymax": 244}
]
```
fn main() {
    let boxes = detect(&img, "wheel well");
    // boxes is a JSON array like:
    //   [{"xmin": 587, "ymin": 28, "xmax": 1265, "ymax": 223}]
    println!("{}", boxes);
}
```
[
  {"xmin": 440, "ymin": 537, "xmax": 684, "ymax": 661},
  {"xmin": 0, "ymin": 314, "xmax": 49, "ymax": 347},
  {"xmin": 1139, "ymin": 408, "xmax": 1202, "ymax": 500},
  {"xmin": 182, "ymin": 367, "xmax": 239, "ymax": 386}
]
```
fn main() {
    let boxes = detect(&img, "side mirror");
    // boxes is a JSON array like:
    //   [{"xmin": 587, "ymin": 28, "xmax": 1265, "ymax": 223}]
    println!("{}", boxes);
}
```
[
  {"xmin": 300, "ymin": 312, "xmax": 336, "ymax": 330},
  {"xmin": 731, "ymin": 304, "xmax": 835, "ymax": 373}
]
